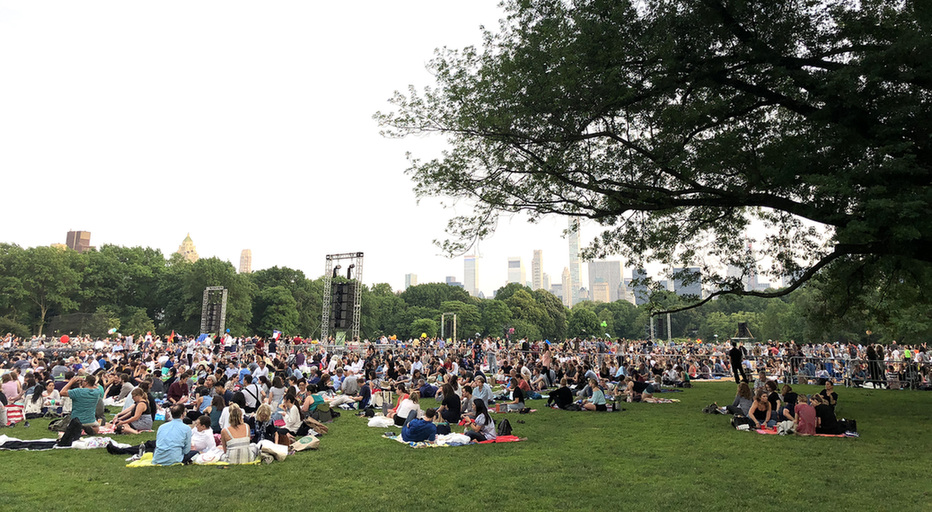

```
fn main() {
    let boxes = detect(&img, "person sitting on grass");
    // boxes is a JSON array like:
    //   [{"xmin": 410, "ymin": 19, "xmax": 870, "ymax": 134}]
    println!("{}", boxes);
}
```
[
  {"xmin": 582, "ymin": 379, "xmax": 607, "ymax": 411},
  {"xmin": 183, "ymin": 415, "xmax": 217, "ymax": 464},
  {"xmin": 793, "ymin": 395, "xmax": 817, "ymax": 436},
  {"xmin": 819, "ymin": 380, "xmax": 838, "ymax": 412},
  {"xmin": 463, "ymin": 399, "xmax": 497, "ymax": 443},
  {"xmin": 472, "ymin": 376, "xmax": 493, "ymax": 407},
  {"xmin": 547, "ymin": 378, "xmax": 574, "ymax": 410},
  {"xmin": 748, "ymin": 389, "xmax": 774, "ymax": 429},
  {"xmin": 276, "ymin": 393, "xmax": 310, "ymax": 445},
  {"xmin": 813, "ymin": 394, "xmax": 845, "ymax": 435},
  {"xmin": 111, "ymin": 388, "xmax": 153, "ymax": 434},
  {"xmin": 505, "ymin": 377, "xmax": 525, "ymax": 412},
  {"xmin": 460, "ymin": 385, "xmax": 476, "ymax": 420},
  {"xmin": 623, "ymin": 376, "xmax": 655, "ymax": 402},
  {"xmin": 221, "ymin": 403, "xmax": 258, "ymax": 463},
  {"xmin": 438, "ymin": 383, "xmax": 461, "ymax": 423},
  {"xmin": 779, "ymin": 384, "xmax": 799, "ymax": 422},
  {"xmin": 401, "ymin": 407, "xmax": 438, "ymax": 443},
  {"xmin": 152, "ymin": 404, "xmax": 192, "ymax": 465},
  {"xmin": 724, "ymin": 382, "xmax": 753, "ymax": 416},
  {"xmin": 61, "ymin": 374, "xmax": 103, "ymax": 435}
]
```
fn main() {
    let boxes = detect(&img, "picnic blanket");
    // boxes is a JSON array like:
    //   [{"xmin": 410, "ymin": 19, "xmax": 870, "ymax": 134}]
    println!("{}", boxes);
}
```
[
  {"xmin": 126, "ymin": 452, "xmax": 261, "ymax": 467},
  {"xmin": 97, "ymin": 424, "xmax": 154, "ymax": 435},
  {"xmin": 383, "ymin": 433, "xmax": 525, "ymax": 448},
  {"xmin": 0, "ymin": 435, "xmax": 119, "ymax": 451},
  {"xmin": 752, "ymin": 428, "xmax": 852, "ymax": 437},
  {"xmin": 642, "ymin": 398, "xmax": 680, "ymax": 404}
]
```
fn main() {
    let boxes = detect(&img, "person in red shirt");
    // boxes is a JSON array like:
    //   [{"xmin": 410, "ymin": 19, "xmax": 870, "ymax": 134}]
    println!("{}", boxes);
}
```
[
  {"xmin": 794, "ymin": 395, "xmax": 818, "ymax": 436},
  {"xmin": 167, "ymin": 372, "xmax": 190, "ymax": 405}
]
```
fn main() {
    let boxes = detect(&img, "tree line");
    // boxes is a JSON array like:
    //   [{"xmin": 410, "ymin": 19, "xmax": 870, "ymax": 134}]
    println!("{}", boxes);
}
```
[{"xmin": 0, "ymin": 243, "xmax": 927, "ymax": 344}]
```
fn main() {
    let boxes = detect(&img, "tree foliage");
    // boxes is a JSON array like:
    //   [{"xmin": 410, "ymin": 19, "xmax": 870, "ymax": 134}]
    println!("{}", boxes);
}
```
[{"xmin": 377, "ymin": 0, "xmax": 932, "ymax": 310}]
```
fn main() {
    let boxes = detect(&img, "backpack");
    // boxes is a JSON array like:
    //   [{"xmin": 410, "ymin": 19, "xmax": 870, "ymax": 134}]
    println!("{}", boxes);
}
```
[
  {"xmin": 730, "ymin": 414, "xmax": 752, "ymax": 429},
  {"xmin": 496, "ymin": 418, "xmax": 513, "ymax": 436},
  {"xmin": 48, "ymin": 415, "xmax": 72, "ymax": 431}
]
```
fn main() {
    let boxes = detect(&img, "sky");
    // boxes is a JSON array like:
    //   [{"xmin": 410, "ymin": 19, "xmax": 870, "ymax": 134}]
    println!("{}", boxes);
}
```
[{"xmin": 0, "ymin": 1, "xmax": 654, "ymax": 297}]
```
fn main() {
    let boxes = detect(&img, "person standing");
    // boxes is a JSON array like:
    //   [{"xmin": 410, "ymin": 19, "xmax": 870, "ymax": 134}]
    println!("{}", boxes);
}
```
[{"xmin": 729, "ymin": 340, "xmax": 747, "ymax": 383}]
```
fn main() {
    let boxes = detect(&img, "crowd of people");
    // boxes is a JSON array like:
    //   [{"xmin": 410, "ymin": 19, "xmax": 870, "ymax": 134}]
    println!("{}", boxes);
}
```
[{"xmin": 0, "ymin": 330, "xmax": 917, "ymax": 454}]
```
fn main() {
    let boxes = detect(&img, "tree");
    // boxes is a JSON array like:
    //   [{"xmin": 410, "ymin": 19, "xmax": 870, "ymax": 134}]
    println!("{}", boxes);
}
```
[
  {"xmin": 400, "ymin": 283, "xmax": 471, "ymax": 310},
  {"xmin": 439, "ymin": 300, "xmax": 481, "ymax": 340},
  {"xmin": 12, "ymin": 246, "xmax": 82, "ymax": 335},
  {"xmin": 410, "ymin": 318, "xmax": 438, "ymax": 339},
  {"xmin": 121, "ymin": 306, "xmax": 156, "ymax": 337},
  {"xmin": 252, "ymin": 286, "xmax": 299, "ymax": 337},
  {"xmin": 378, "ymin": 0, "xmax": 932, "ymax": 312},
  {"xmin": 480, "ymin": 299, "xmax": 511, "ymax": 336},
  {"xmin": 567, "ymin": 307, "xmax": 600, "ymax": 338}
]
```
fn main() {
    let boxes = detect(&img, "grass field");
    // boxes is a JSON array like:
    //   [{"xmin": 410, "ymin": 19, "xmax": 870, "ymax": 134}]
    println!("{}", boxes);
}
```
[{"xmin": 1, "ymin": 382, "xmax": 930, "ymax": 512}]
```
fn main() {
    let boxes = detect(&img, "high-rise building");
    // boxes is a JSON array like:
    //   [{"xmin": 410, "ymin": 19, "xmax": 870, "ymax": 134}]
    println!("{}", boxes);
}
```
[
  {"xmin": 632, "ymin": 268, "xmax": 650, "ymax": 305},
  {"xmin": 550, "ymin": 282, "xmax": 563, "ymax": 302},
  {"xmin": 591, "ymin": 282, "xmax": 611, "ymax": 303},
  {"xmin": 588, "ymin": 260, "xmax": 623, "ymax": 303},
  {"xmin": 673, "ymin": 266, "xmax": 703, "ymax": 297},
  {"xmin": 531, "ymin": 250, "xmax": 543, "ymax": 291},
  {"xmin": 445, "ymin": 276, "xmax": 464, "ymax": 288},
  {"xmin": 239, "ymin": 249, "xmax": 252, "ymax": 274},
  {"xmin": 175, "ymin": 233, "xmax": 199, "ymax": 263},
  {"xmin": 561, "ymin": 267, "xmax": 572, "ymax": 307},
  {"xmin": 404, "ymin": 273, "xmax": 418, "ymax": 290},
  {"xmin": 464, "ymin": 255, "xmax": 479, "ymax": 297},
  {"xmin": 542, "ymin": 272, "xmax": 551, "ymax": 293},
  {"xmin": 568, "ymin": 218, "xmax": 581, "ymax": 305},
  {"xmin": 507, "ymin": 257, "xmax": 526, "ymax": 285},
  {"xmin": 65, "ymin": 230, "xmax": 92, "ymax": 253}
]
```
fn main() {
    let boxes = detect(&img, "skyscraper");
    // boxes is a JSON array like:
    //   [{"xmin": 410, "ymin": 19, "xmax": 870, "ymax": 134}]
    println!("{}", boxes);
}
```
[
  {"xmin": 632, "ymin": 268, "xmax": 650, "ymax": 305},
  {"xmin": 542, "ymin": 272, "xmax": 551, "ymax": 292},
  {"xmin": 568, "ymin": 218, "xmax": 581, "ymax": 305},
  {"xmin": 175, "ymin": 233, "xmax": 199, "ymax": 263},
  {"xmin": 588, "ymin": 260, "xmax": 623, "ymax": 303},
  {"xmin": 404, "ymin": 273, "xmax": 418, "ymax": 290},
  {"xmin": 464, "ymin": 254, "xmax": 479, "ymax": 297},
  {"xmin": 561, "ymin": 267, "xmax": 572, "ymax": 307},
  {"xmin": 531, "ymin": 250, "xmax": 543, "ymax": 291},
  {"xmin": 673, "ymin": 266, "xmax": 703, "ymax": 297},
  {"xmin": 65, "ymin": 230, "xmax": 92, "ymax": 253},
  {"xmin": 507, "ymin": 257, "xmax": 526, "ymax": 285},
  {"xmin": 239, "ymin": 249, "xmax": 252, "ymax": 274}
]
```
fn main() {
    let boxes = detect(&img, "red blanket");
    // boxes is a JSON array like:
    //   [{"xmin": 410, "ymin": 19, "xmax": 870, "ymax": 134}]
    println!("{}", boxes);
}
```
[{"xmin": 479, "ymin": 435, "xmax": 522, "ymax": 444}]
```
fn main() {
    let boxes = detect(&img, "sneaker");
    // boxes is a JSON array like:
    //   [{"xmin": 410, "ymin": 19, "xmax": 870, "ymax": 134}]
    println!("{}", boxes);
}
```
[
  {"xmin": 125, "ymin": 454, "xmax": 141, "ymax": 462},
  {"xmin": 138, "ymin": 443, "xmax": 146, "ymax": 458}
]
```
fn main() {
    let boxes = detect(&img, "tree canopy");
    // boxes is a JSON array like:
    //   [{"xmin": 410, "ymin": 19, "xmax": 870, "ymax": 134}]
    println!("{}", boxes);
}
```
[{"xmin": 377, "ymin": 0, "xmax": 932, "ymax": 308}]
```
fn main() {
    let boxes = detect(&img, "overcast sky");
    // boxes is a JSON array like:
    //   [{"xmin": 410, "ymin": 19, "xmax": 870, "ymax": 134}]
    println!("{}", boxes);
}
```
[{"xmin": 0, "ymin": 1, "xmax": 652, "ymax": 296}]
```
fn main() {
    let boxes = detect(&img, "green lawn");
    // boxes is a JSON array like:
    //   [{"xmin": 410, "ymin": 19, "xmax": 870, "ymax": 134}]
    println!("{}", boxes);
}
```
[{"xmin": 2, "ymin": 382, "xmax": 930, "ymax": 512}]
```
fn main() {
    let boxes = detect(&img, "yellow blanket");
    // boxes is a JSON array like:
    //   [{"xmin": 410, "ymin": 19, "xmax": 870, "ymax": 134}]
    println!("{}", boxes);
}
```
[{"xmin": 125, "ymin": 452, "xmax": 260, "ymax": 467}]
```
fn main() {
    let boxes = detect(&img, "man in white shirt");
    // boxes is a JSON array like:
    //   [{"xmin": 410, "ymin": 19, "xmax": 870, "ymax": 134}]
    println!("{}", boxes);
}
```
[
  {"xmin": 253, "ymin": 360, "xmax": 270, "ymax": 381},
  {"xmin": 242, "ymin": 375, "xmax": 261, "ymax": 413},
  {"xmin": 183, "ymin": 415, "xmax": 217, "ymax": 464}
]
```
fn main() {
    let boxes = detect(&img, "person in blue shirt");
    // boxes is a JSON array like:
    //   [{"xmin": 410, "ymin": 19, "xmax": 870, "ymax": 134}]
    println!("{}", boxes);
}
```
[
  {"xmin": 401, "ymin": 407, "xmax": 438, "ymax": 443},
  {"xmin": 237, "ymin": 362, "xmax": 251, "ymax": 386},
  {"xmin": 152, "ymin": 404, "xmax": 192, "ymax": 466}
]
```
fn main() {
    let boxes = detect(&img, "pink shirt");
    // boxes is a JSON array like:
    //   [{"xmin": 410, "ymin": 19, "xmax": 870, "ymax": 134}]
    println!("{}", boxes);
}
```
[{"xmin": 795, "ymin": 403, "xmax": 817, "ymax": 435}]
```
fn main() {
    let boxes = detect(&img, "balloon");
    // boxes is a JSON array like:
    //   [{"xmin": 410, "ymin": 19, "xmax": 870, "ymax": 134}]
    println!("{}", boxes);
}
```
[
  {"xmin": 421, "ymin": 332, "xmax": 427, "ymax": 338},
  {"xmin": 108, "ymin": 328, "xmax": 117, "ymax": 334},
  {"xmin": 60, "ymin": 335, "xmax": 70, "ymax": 343}
]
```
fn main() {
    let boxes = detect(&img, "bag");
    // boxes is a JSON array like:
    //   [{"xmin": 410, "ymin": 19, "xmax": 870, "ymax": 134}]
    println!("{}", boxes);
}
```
[
  {"xmin": 292, "ymin": 435, "xmax": 320, "ymax": 451},
  {"xmin": 840, "ymin": 419, "xmax": 857, "ymax": 433},
  {"xmin": 731, "ymin": 414, "xmax": 752, "ymax": 429},
  {"xmin": 436, "ymin": 423, "xmax": 451, "ymax": 435},
  {"xmin": 701, "ymin": 403, "xmax": 717, "ymax": 414},
  {"xmin": 776, "ymin": 420, "xmax": 795, "ymax": 436},
  {"xmin": 48, "ymin": 415, "xmax": 72, "ymax": 431},
  {"xmin": 363, "ymin": 406, "xmax": 375, "ymax": 418},
  {"xmin": 496, "ymin": 418, "xmax": 513, "ymax": 436}
]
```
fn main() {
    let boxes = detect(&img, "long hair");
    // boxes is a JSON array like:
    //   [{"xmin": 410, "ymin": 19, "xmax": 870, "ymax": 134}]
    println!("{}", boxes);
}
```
[
  {"xmin": 228, "ymin": 403, "xmax": 244, "ymax": 428},
  {"xmin": 474, "ymin": 398, "xmax": 492, "ymax": 426}
]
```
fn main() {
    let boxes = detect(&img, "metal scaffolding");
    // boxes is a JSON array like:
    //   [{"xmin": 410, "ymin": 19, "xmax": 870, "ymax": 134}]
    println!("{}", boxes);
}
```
[
  {"xmin": 200, "ymin": 286, "xmax": 228, "ymax": 334},
  {"xmin": 321, "ymin": 252, "xmax": 364, "ymax": 342}
]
